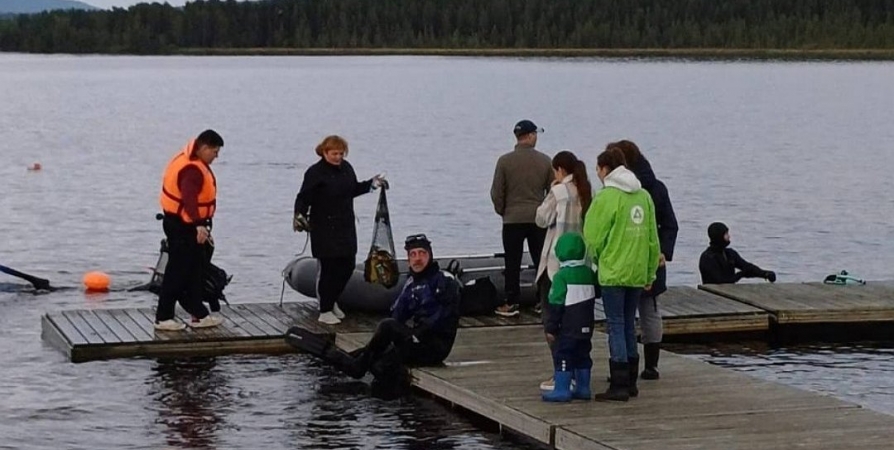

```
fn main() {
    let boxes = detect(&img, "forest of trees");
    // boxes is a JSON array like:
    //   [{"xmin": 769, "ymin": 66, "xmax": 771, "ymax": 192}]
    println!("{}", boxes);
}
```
[{"xmin": 1, "ymin": 0, "xmax": 894, "ymax": 54}]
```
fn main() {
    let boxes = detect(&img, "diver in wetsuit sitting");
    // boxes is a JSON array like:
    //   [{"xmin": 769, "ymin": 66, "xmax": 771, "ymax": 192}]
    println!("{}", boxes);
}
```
[{"xmin": 288, "ymin": 234, "xmax": 460, "ymax": 382}]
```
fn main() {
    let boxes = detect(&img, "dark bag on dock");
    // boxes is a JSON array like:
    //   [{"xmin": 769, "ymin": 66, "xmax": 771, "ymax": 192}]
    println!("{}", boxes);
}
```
[
  {"xmin": 458, "ymin": 276, "xmax": 500, "ymax": 316},
  {"xmin": 203, "ymin": 261, "xmax": 231, "ymax": 310}
]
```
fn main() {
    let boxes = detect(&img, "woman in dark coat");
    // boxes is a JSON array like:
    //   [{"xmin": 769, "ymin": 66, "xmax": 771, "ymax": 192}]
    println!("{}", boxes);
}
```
[{"xmin": 293, "ymin": 135, "xmax": 386, "ymax": 324}]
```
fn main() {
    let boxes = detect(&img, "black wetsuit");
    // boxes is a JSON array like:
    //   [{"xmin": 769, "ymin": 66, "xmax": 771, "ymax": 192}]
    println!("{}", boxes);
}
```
[{"xmin": 327, "ymin": 261, "xmax": 460, "ymax": 379}]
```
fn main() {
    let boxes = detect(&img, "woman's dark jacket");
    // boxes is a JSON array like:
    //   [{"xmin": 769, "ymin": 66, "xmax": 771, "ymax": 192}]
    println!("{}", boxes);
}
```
[
  {"xmin": 631, "ymin": 158, "xmax": 679, "ymax": 296},
  {"xmin": 294, "ymin": 159, "xmax": 373, "ymax": 258}
]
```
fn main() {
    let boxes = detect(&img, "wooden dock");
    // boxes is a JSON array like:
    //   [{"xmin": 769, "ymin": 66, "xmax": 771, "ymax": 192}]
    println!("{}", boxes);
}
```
[
  {"xmin": 596, "ymin": 286, "xmax": 769, "ymax": 336},
  {"xmin": 336, "ymin": 326, "xmax": 894, "ymax": 450},
  {"xmin": 39, "ymin": 282, "xmax": 894, "ymax": 448},
  {"xmin": 42, "ymin": 283, "xmax": 894, "ymax": 362},
  {"xmin": 700, "ymin": 281, "xmax": 894, "ymax": 324},
  {"xmin": 41, "ymin": 286, "xmax": 769, "ymax": 363},
  {"xmin": 40, "ymin": 301, "xmax": 544, "ymax": 362}
]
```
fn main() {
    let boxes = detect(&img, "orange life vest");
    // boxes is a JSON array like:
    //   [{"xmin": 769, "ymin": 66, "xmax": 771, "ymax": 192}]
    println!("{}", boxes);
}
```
[{"xmin": 159, "ymin": 140, "xmax": 217, "ymax": 224}]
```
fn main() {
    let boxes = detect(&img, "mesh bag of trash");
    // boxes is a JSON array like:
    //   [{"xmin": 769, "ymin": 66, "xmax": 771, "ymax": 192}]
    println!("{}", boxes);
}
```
[{"xmin": 364, "ymin": 188, "xmax": 400, "ymax": 288}]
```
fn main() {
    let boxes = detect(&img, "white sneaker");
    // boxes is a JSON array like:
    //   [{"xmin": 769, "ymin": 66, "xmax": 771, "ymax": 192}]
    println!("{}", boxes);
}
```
[
  {"xmin": 189, "ymin": 315, "xmax": 224, "ymax": 328},
  {"xmin": 332, "ymin": 303, "xmax": 346, "ymax": 320},
  {"xmin": 318, "ymin": 311, "xmax": 341, "ymax": 325},
  {"xmin": 154, "ymin": 320, "xmax": 186, "ymax": 331}
]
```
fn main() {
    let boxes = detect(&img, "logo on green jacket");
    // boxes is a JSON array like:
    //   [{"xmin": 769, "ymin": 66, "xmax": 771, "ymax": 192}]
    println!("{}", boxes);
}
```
[{"xmin": 630, "ymin": 205, "xmax": 645, "ymax": 225}]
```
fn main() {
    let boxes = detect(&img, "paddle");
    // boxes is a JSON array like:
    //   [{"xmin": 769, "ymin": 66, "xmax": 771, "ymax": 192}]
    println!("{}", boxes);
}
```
[{"xmin": 0, "ymin": 264, "xmax": 52, "ymax": 291}]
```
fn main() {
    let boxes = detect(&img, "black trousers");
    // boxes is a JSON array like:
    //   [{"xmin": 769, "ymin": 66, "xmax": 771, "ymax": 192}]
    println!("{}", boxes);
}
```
[
  {"xmin": 502, "ymin": 223, "xmax": 546, "ymax": 305},
  {"xmin": 326, "ymin": 318, "xmax": 449, "ymax": 379},
  {"xmin": 316, "ymin": 257, "xmax": 355, "ymax": 313},
  {"xmin": 156, "ymin": 215, "xmax": 209, "ymax": 322}
]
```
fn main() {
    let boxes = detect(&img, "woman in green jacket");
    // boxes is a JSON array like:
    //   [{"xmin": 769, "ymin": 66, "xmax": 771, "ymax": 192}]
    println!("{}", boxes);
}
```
[{"xmin": 583, "ymin": 146, "xmax": 660, "ymax": 402}]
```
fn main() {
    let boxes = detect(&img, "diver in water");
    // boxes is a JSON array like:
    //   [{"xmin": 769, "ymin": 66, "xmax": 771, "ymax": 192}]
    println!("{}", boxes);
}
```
[
  {"xmin": 699, "ymin": 222, "xmax": 776, "ymax": 285},
  {"xmin": 287, "ymin": 234, "xmax": 461, "ymax": 390}
]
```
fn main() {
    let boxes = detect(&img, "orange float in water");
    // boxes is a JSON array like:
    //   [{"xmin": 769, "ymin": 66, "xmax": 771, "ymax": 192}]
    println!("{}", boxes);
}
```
[
  {"xmin": 27, "ymin": 162, "xmax": 42, "ymax": 171},
  {"xmin": 83, "ymin": 271, "xmax": 111, "ymax": 292}
]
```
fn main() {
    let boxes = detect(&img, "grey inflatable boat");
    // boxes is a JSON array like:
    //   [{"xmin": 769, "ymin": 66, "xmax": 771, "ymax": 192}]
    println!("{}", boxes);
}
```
[{"xmin": 282, "ymin": 253, "xmax": 538, "ymax": 313}]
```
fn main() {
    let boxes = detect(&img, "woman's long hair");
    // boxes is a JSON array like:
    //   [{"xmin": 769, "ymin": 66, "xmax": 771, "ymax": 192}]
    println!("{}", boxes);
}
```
[{"xmin": 552, "ymin": 151, "xmax": 592, "ymax": 218}]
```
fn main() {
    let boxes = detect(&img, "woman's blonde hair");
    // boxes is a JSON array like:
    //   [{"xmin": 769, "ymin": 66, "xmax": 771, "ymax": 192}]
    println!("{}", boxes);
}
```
[{"xmin": 315, "ymin": 135, "xmax": 349, "ymax": 157}]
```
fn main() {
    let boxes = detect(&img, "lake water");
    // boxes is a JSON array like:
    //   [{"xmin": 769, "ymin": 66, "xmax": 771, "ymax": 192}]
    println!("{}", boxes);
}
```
[{"xmin": 1, "ymin": 54, "xmax": 893, "ymax": 448}]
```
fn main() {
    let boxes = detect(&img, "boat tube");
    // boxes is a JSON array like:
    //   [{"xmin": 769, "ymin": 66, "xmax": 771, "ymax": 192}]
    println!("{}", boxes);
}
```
[{"xmin": 283, "ymin": 253, "xmax": 538, "ymax": 313}]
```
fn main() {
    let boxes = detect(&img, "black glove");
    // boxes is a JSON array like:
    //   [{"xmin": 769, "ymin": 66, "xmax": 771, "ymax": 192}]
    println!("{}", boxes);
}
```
[
  {"xmin": 765, "ymin": 271, "xmax": 777, "ymax": 283},
  {"xmin": 293, "ymin": 213, "xmax": 310, "ymax": 232}
]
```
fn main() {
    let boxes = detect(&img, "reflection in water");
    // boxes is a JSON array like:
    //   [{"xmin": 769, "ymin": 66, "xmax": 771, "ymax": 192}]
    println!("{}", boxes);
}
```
[
  {"xmin": 281, "ymin": 356, "xmax": 529, "ymax": 450},
  {"xmin": 150, "ymin": 358, "xmax": 230, "ymax": 449}
]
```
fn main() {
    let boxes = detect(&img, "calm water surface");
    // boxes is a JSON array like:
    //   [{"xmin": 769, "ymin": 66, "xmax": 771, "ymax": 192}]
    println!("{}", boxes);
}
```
[{"xmin": 1, "ymin": 54, "xmax": 893, "ymax": 448}]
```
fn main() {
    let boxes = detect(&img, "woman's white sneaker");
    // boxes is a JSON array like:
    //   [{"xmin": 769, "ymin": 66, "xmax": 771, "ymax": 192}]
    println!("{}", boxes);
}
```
[
  {"xmin": 190, "ymin": 315, "xmax": 224, "ymax": 328},
  {"xmin": 332, "ymin": 303, "xmax": 346, "ymax": 320},
  {"xmin": 154, "ymin": 320, "xmax": 186, "ymax": 331},
  {"xmin": 318, "ymin": 311, "xmax": 341, "ymax": 325}
]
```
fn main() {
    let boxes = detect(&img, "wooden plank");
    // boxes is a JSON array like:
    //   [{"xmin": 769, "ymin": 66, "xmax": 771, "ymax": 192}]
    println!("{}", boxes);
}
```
[
  {"xmin": 413, "ymin": 368, "xmax": 554, "ymax": 444},
  {"xmin": 459, "ymin": 316, "xmax": 488, "ymax": 327},
  {"xmin": 277, "ymin": 302, "xmax": 314, "ymax": 325},
  {"xmin": 665, "ymin": 314, "xmax": 768, "ymax": 334},
  {"xmin": 556, "ymin": 407, "xmax": 894, "ymax": 450},
  {"xmin": 215, "ymin": 306, "xmax": 266, "ymax": 337},
  {"xmin": 128, "ymin": 308, "xmax": 173, "ymax": 341},
  {"xmin": 43, "ymin": 312, "xmax": 88, "ymax": 346},
  {"xmin": 40, "ymin": 315, "xmax": 73, "ymax": 358},
  {"xmin": 108, "ymin": 308, "xmax": 153, "ymax": 341},
  {"xmin": 660, "ymin": 286, "xmax": 765, "ymax": 317},
  {"xmin": 700, "ymin": 282, "xmax": 894, "ymax": 325},
  {"xmin": 69, "ymin": 338, "xmax": 294, "ymax": 363},
  {"xmin": 85, "ymin": 309, "xmax": 137, "ymax": 343},
  {"xmin": 280, "ymin": 303, "xmax": 331, "ymax": 334},
  {"xmin": 256, "ymin": 303, "xmax": 307, "ymax": 332},
  {"xmin": 61, "ymin": 310, "xmax": 106, "ymax": 344},
  {"xmin": 76, "ymin": 310, "xmax": 123, "ymax": 344},
  {"xmin": 173, "ymin": 308, "xmax": 240, "ymax": 340},
  {"xmin": 238, "ymin": 304, "xmax": 288, "ymax": 334},
  {"xmin": 404, "ymin": 325, "xmax": 894, "ymax": 450},
  {"xmin": 231, "ymin": 304, "xmax": 282, "ymax": 336}
]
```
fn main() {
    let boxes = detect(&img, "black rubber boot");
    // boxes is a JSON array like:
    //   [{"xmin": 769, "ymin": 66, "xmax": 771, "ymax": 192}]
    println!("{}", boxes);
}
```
[
  {"xmin": 628, "ymin": 356, "xmax": 640, "ymax": 397},
  {"xmin": 641, "ymin": 343, "xmax": 661, "ymax": 380},
  {"xmin": 594, "ymin": 361, "xmax": 630, "ymax": 402}
]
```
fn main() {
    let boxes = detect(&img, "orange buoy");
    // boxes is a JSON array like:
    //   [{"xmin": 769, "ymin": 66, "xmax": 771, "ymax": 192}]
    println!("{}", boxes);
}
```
[
  {"xmin": 83, "ymin": 271, "xmax": 111, "ymax": 292},
  {"xmin": 27, "ymin": 162, "xmax": 42, "ymax": 171}
]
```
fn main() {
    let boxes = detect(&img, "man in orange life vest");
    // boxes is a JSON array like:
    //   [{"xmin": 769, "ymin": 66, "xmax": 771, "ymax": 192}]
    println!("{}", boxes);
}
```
[{"xmin": 155, "ymin": 130, "xmax": 226, "ymax": 331}]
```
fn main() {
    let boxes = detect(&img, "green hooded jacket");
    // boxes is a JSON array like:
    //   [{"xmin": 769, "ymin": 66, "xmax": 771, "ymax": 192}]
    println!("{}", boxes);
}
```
[
  {"xmin": 583, "ymin": 166, "xmax": 660, "ymax": 287},
  {"xmin": 546, "ymin": 233, "xmax": 597, "ymax": 339}
]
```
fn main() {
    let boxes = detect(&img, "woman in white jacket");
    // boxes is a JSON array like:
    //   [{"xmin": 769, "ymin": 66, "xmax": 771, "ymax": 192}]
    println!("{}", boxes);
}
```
[{"xmin": 535, "ymin": 150, "xmax": 592, "ymax": 391}]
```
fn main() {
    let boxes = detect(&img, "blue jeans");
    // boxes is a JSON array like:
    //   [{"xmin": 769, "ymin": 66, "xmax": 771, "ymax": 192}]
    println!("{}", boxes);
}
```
[{"xmin": 601, "ymin": 287, "xmax": 642, "ymax": 362}]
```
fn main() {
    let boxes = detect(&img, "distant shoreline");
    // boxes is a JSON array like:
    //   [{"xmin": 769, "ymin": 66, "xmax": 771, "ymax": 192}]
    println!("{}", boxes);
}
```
[{"xmin": 169, "ymin": 47, "xmax": 894, "ymax": 60}]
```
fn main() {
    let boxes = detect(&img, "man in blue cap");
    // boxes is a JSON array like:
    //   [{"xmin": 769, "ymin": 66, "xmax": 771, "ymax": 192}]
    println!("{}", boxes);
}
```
[{"xmin": 490, "ymin": 120, "xmax": 553, "ymax": 316}]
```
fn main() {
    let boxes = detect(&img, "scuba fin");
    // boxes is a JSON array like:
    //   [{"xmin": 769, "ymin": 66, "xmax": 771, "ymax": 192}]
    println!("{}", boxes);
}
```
[
  {"xmin": 285, "ymin": 326, "xmax": 334, "ymax": 358},
  {"xmin": 285, "ymin": 327, "xmax": 368, "ymax": 378}
]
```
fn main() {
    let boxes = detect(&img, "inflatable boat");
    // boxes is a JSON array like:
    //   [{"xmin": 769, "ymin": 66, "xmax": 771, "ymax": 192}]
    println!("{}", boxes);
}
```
[{"xmin": 282, "ymin": 253, "xmax": 538, "ymax": 313}]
